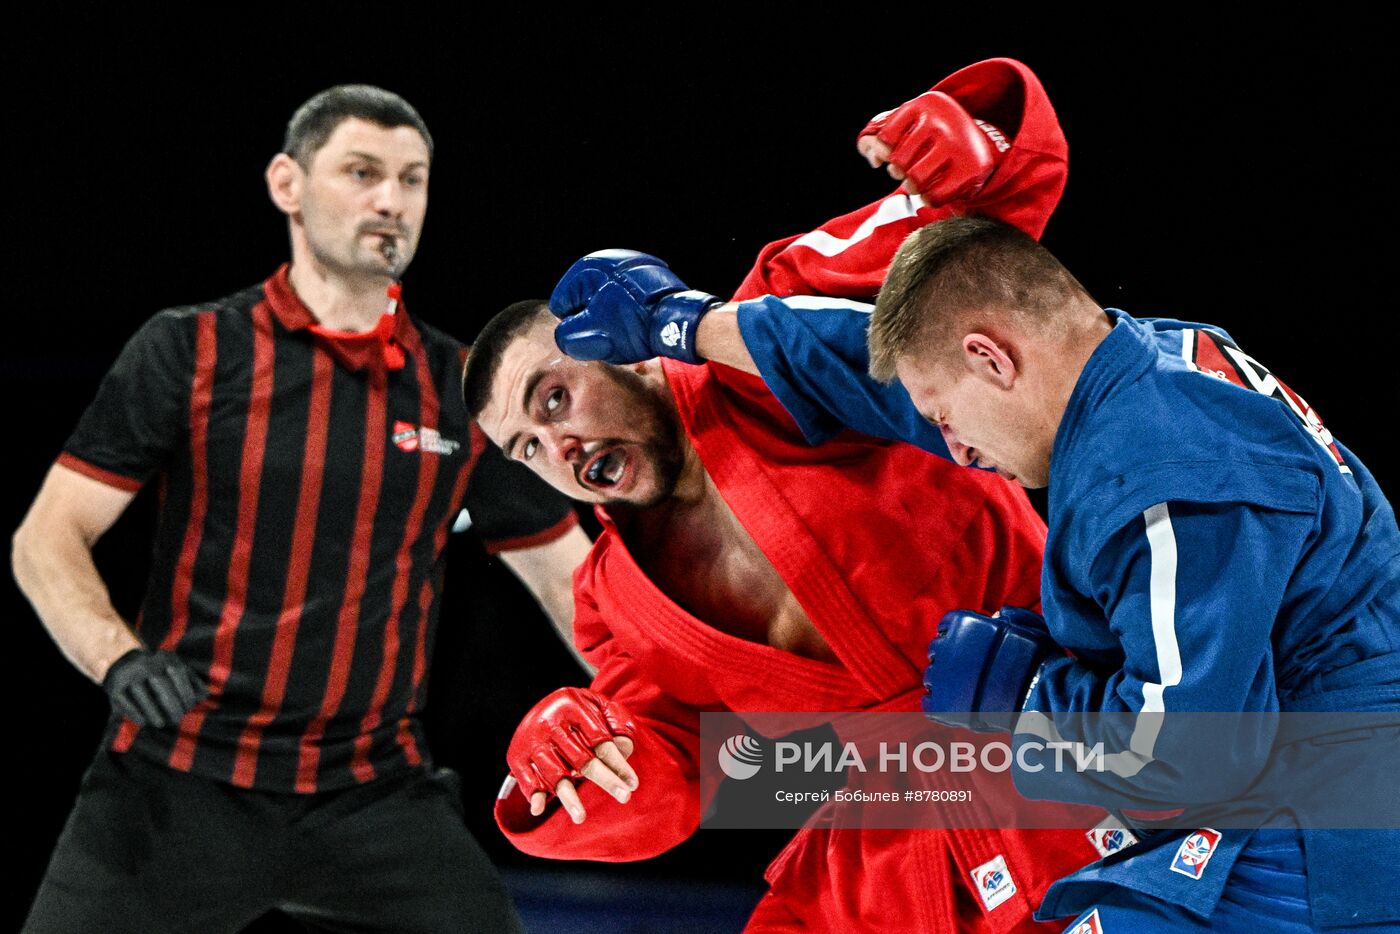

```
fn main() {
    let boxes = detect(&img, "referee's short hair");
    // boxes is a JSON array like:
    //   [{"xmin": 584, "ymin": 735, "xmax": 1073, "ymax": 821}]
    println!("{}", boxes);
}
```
[{"xmin": 283, "ymin": 85, "xmax": 433, "ymax": 167}]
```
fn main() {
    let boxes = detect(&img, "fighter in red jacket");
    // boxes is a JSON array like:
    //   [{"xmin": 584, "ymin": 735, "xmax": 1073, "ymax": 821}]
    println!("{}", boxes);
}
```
[{"xmin": 466, "ymin": 59, "xmax": 1098, "ymax": 931}]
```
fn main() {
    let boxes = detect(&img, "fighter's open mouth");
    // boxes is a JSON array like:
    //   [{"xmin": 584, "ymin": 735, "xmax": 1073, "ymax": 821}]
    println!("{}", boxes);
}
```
[{"xmin": 583, "ymin": 448, "xmax": 626, "ymax": 487}]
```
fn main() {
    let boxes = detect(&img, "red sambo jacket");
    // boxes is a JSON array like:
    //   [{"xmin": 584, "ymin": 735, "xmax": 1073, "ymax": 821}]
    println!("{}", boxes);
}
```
[{"xmin": 497, "ymin": 58, "xmax": 1100, "ymax": 931}]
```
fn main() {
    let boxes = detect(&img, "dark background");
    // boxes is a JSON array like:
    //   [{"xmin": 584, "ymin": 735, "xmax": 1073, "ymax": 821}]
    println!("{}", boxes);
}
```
[{"xmin": 6, "ymin": 9, "xmax": 1396, "ymax": 931}]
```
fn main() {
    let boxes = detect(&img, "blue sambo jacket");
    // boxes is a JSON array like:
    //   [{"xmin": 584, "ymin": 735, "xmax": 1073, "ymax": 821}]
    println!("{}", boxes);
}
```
[{"xmin": 737, "ymin": 296, "xmax": 1400, "ymax": 928}]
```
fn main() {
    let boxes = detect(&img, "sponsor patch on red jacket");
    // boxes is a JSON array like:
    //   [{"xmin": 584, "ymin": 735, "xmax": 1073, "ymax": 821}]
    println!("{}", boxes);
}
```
[
  {"xmin": 1086, "ymin": 817, "xmax": 1139, "ymax": 857},
  {"xmin": 1170, "ymin": 828, "xmax": 1223, "ymax": 880},
  {"xmin": 970, "ymin": 854, "xmax": 1017, "ymax": 911}
]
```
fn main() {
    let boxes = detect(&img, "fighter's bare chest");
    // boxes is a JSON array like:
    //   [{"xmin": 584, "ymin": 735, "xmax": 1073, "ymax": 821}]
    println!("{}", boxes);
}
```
[{"xmin": 629, "ymin": 489, "xmax": 837, "ymax": 664}]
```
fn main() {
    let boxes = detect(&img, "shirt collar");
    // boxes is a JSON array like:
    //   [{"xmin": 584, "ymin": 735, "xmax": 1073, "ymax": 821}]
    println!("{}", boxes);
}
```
[{"xmin": 262, "ymin": 263, "xmax": 409, "ymax": 371}]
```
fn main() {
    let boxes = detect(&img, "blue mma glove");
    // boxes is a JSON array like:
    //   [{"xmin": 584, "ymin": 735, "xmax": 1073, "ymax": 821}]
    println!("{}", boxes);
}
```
[
  {"xmin": 551, "ymin": 250, "xmax": 721, "ymax": 365},
  {"xmin": 922, "ymin": 607, "xmax": 1060, "ymax": 733}
]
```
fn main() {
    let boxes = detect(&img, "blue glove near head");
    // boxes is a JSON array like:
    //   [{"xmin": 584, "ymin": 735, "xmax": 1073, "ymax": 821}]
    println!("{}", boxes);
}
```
[
  {"xmin": 922, "ymin": 606, "xmax": 1061, "ymax": 733},
  {"xmin": 550, "ymin": 250, "xmax": 721, "ymax": 365}
]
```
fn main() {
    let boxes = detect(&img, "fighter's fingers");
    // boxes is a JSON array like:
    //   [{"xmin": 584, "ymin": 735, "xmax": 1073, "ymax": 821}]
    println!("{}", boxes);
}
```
[
  {"xmin": 579, "ymin": 758, "xmax": 631, "ymax": 804},
  {"xmin": 857, "ymin": 135, "xmax": 892, "ymax": 168},
  {"xmin": 529, "ymin": 790, "xmax": 549, "ymax": 817},
  {"xmin": 550, "ymin": 723, "xmax": 602, "ymax": 767},
  {"xmin": 886, "ymin": 162, "xmax": 907, "ymax": 183},
  {"xmin": 591, "ymin": 739, "xmax": 639, "ymax": 791},
  {"xmin": 910, "ymin": 149, "xmax": 978, "ymax": 204},
  {"xmin": 874, "ymin": 103, "xmax": 920, "ymax": 149},
  {"xmin": 614, "ymin": 735, "xmax": 635, "ymax": 759},
  {"xmin": 885, "ymin": 130, "xmax": 935, "ymax": 182},
  {"xmin": 555, "ymin": 779, "xmax": 586, "ymax": 824}
]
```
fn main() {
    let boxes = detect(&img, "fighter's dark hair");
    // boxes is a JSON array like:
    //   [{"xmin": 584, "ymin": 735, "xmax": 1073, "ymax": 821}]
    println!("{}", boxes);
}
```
[
  {"xmin": 283, "ymin": 85, "xmax": 433, "ymax": 167},
  {"xmin": 462, "ymin": 301, "xmax": 556, "ymax": 421}
]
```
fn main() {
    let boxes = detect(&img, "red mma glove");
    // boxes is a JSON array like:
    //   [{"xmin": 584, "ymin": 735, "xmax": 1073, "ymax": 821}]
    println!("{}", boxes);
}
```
[
  {"xmin": 858, "ymin": 90, "xmax": 1008, "ymax": 205},
  {"xmin": 506, "ymin": 687, "xmax": 638, "ymax": 819}
]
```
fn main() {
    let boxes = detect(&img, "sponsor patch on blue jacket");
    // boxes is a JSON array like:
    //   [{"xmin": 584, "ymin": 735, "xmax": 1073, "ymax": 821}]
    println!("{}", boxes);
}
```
[
  {"xmin": 1170, "ymin": 828, "xmax": 1222, "ymax": 880},
  {"xmin": 1067, "ymin": 908, "xmax": 1103, "ymax": 934}
]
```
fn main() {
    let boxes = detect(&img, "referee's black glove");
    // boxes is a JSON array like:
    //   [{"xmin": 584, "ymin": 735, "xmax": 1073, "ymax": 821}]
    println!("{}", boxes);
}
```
[{"xmin": 102, "ymin": 649, "xmax": 208, "ymax": 728}]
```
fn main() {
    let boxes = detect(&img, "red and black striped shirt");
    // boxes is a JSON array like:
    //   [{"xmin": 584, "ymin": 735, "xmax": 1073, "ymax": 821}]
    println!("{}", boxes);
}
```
[{"xmin": 60, "ymin": 265, "xmax": 577, "ymax": 793}]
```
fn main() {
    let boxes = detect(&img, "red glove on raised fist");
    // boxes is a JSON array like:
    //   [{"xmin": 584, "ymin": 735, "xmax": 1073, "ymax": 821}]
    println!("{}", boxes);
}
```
[
  {"xmin": 506, "ymin": 687, "xmax": 638, "ymax": 802},
  {"xmin": 858, "ymin": 90, "xmax": 1008, "ymax": 205}
]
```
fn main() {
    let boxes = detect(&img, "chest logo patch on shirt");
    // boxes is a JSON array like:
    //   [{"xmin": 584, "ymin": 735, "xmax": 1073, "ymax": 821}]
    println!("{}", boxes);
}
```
[
  {"xmin": 1067, "ymin": 908, "xmax": 1104, "ymax": 934},
  {"xmin": 1169, "ymin": 828, "xmax": 1222, "ymax": 880},
  {"xmin": 393, "ymin": 421, "xmax": 460, "ymax": 456},
  {"xmin": 970, "ymin": 854, "xmax": 1017, "ymax": 911}
]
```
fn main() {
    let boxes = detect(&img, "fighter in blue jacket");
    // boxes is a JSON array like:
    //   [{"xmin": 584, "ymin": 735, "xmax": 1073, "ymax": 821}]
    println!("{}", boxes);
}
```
[{"xmin": 545, "ymin": 223, "xmax": 1400, "ymax": 930}]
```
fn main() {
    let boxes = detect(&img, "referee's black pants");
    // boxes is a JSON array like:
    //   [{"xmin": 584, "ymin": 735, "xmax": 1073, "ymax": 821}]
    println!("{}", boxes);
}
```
[{"xmin": 23, "ymin": 746, "xmax": 523, "ymax": 933}]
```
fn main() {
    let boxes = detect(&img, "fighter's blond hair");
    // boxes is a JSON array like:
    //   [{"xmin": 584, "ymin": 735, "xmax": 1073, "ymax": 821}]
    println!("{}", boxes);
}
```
[{"xmin": 868, "ymin": 216, "xmax": 1091, "ymax": 381}]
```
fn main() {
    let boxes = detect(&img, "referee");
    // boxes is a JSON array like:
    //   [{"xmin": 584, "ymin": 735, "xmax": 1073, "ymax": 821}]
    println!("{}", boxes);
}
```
[{"xmin": 13, "ymin": 85, "xmax": 587, "ymax": 933}]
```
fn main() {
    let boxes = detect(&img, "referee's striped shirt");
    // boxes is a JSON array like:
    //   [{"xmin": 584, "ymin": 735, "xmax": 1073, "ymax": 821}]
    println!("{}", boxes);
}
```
[{"xmin": 60, "ymin": 265, "xmax": 577, "ymax": 793}]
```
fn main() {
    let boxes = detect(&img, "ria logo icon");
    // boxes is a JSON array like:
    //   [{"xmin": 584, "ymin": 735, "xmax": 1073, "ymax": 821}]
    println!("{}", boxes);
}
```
[{"xmin": 717, "ymin": 735, "xmax": 763, "ymax": 780}]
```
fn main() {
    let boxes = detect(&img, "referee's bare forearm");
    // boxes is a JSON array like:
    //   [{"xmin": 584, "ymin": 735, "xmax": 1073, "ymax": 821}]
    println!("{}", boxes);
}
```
[{"xmin": 12, "ymin": 464, "xmax": 142, "ymax": 683}]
